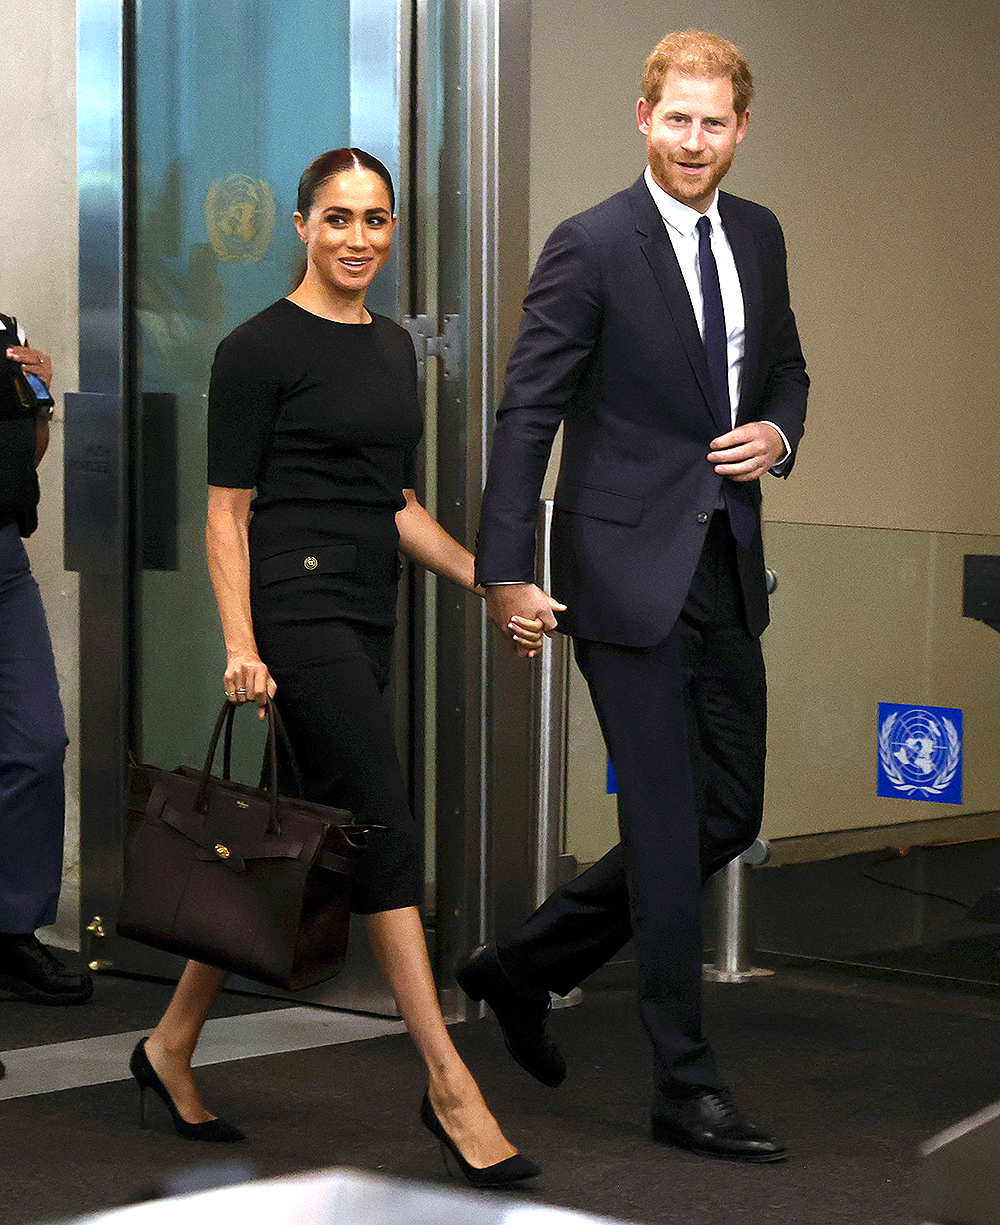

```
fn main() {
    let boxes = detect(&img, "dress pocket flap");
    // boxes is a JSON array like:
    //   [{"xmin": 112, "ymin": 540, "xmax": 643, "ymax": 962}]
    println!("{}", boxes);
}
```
[
  {"xmin": 256, "ymin": 543, "xmax": 358, "ymax": 586},
  {"xmin": 554, "ymin": 482, "xmax": 643, "ymax": 526}
]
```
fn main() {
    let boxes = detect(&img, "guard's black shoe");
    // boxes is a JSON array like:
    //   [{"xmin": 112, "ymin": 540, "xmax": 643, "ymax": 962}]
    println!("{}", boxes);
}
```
[
  {"xmin": 0, "ymin": 1056, "xmax": 5, "ymax": 1078},
  {"xmin": 456, "ymin": 944, "xmax": 566, "ymax": 1087},
  {"xmin": 652, "ymin": 1089, "xmax": 786, "ymax": 1162},
  {"xmin": 0, "ymin": 934, "xmax": 93, "ymax": 1005}
]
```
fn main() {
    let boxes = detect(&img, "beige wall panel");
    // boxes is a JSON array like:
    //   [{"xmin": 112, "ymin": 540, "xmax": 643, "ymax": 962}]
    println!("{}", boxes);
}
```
[
  {"xmin": 530, "ymin": 0, "xmax": 1000, "ymax": 537},
  {"xmin": 564, "ymin": 521, "xmax": 1000, "ymax": 859},
  {"xmin": 532, "ymin": 0, "xmax": 1000, "ymax": 853},
  {"xmin": 762, "ymin": 523, "xmax": 1000, "ymax": 840},
  {"xmin": 0, "ymin": 0, "xmax": 80, "ymax": 945}
]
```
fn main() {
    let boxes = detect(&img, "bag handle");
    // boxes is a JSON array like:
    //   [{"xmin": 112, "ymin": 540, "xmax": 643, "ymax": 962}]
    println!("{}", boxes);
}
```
[
  {"xmin": 197, "ymin": 697, "xmax": 305, "ymax": 837},
  {"xmin": 220, "ymin": 698, "xmax": 306, "ymax": 799}
]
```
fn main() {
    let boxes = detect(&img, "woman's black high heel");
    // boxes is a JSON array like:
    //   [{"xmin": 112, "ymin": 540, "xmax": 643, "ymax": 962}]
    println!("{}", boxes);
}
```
[
  {"xmin": 129, "ymin": 1038, "xmax": 245, "ymax": 1143},
  {"xmin": 420, "ymin": 1091, "xmax": 540, "ymax": 1188}
]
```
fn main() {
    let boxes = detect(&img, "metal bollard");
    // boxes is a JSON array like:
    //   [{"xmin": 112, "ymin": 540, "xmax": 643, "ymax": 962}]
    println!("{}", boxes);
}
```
[{"xmin": 702, "ymin": 839, "xmax": 774, "ymax": 983}]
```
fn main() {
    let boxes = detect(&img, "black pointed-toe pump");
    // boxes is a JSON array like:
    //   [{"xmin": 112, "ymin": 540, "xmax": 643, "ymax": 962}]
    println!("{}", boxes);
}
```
[
  {"xmin": 129, "ymin": 1038, "xmax": 246, "ymax": 1143},
  {"xmin": 419, "ymin": 1091, "xmax": 540, "ymax": 1189}
]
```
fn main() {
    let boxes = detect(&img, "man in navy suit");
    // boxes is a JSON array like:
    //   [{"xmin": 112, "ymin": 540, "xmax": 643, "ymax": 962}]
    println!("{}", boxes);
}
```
[{"xmin": 460, "ymin": 31, "xmax": 808, "ymax": 1161}]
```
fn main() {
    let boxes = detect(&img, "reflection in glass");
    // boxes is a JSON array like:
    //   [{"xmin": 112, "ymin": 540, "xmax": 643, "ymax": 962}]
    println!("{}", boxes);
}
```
[{"xmin": 135, "ymin": 0, "xmax": 359, "ymax": 774}]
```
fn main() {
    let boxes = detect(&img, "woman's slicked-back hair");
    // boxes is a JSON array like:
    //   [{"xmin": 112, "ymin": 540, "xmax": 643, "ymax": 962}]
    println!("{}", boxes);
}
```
[{"xmin": 296, "ymin": 148, "xmax": 396, "ymax": 217}]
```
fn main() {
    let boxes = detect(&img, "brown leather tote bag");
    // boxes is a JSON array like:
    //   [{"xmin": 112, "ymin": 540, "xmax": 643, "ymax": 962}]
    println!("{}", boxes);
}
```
[{"xmin": 117, "ymin": 698, "xmax": 370, "ymax": 990}]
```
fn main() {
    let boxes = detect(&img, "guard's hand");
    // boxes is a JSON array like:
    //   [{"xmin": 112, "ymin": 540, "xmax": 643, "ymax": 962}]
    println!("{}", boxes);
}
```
[
  {"xmin": 708, "ymin": 422, "xmax": 784, "ymax": 482},
  {"xmin": 224, "ymin": 655, "xmax": 277, "ymax": 719},
  {"xmin": 484, "ymin": 583, "xmax": 566, "ymax": 656},
  {"xmin": 6, "ymin": 345, "xmax": 51, "ymax": 389}
]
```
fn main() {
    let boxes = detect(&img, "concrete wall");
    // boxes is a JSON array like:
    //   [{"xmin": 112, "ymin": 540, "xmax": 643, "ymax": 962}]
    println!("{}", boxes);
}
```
[
  {"xmin": 0, "ymin": 0, "xmax": 80, "ymax": 943},
  {"xmin": 527, "ymin": 1, "xmax": 1000, "ymax": 857}
]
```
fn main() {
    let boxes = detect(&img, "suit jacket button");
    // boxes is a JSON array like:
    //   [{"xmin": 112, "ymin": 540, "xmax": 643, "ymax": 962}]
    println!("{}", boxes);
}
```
[{"xmin": 696, "ymin": 512, "xmax": 709, "ymax": 524}]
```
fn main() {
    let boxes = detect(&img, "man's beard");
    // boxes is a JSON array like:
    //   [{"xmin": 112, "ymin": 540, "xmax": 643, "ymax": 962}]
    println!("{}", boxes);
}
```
[{"xmin": 647, "ymin": 139, "xmax": 734, "ymax": 206}]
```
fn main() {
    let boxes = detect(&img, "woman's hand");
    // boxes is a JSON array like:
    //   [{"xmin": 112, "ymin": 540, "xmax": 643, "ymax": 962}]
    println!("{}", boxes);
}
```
[
  {"xmin": 509, "ymin": 615, "xmax": 546, "ymax": 658},
  {"xmin": 224, "ymin": 654, "xmax": 277, "ymax": 719}
]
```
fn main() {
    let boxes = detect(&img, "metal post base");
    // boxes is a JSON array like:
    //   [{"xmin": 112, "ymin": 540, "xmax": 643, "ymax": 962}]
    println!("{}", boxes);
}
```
[
  {"xmin": 702, "ymin": 843, "xmax": 774, "ymax": 984},
  {"xmin": 702, "ymin": 963, "xmax": 774, "ymax": 984},
  {"xmin": 551, "ymin": 986, "xmax": 583, "ymax": 1010}
]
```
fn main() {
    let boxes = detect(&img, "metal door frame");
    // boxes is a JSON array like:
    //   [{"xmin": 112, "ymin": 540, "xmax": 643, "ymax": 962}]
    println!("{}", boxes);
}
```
[
  {"xmin": 426, "ymin": 0, "xmax": 542, "ymax": 1013},
  {"xmin": 73, "ymin": 0, "xmax": 541, "ymax": 996}
]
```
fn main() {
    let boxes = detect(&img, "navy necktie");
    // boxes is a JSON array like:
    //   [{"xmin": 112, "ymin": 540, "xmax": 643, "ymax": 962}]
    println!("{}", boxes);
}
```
[
  {"xmin": 697, "ymin": 215, "xmax": 731, "ymax": 432},
  {"xmin": 696, "ymin": 214, "xmax": 756, "ymax": 546}
]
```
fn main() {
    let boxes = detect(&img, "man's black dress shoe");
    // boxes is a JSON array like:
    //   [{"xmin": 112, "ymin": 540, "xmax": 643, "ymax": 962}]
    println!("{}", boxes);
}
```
[
  {"xmin": 456, "ymin": 944, "xmax": 566, "ymax": 1087},
  {"xmin": 0, "ymin": 1056, "xmax": 5, "ymax": 1078},
  {"xmin": 652, "ymin": 1089, "xmax": 786, "ymax": 1162},
  {"xmin": 0, "ymin": 934, "xmax": 93, "ymax": 1005}
]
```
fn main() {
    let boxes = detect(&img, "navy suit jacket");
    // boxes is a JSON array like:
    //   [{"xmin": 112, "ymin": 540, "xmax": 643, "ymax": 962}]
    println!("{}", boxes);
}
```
[{"xmin": 476, "ymin": 175, "xmax": 808, "ymax": 646}]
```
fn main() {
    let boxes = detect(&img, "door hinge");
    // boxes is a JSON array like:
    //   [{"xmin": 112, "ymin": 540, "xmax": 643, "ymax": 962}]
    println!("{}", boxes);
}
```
[{"xmin": 403, "ymin": 314, "xmax": 461, "ymax": 382}]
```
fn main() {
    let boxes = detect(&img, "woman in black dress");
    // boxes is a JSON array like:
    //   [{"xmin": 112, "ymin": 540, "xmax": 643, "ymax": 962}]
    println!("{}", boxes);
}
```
[{"xmin": 129, "ymin": 148, "xmax": 545, "ymax": 1187}]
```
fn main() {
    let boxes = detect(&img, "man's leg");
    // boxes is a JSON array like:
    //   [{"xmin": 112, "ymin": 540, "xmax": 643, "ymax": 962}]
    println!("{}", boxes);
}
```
[
  {"xmin": 496, "ymin": 843, "xmax": 632, "ymax": 995},
  {"xmin": 571, "ymin": 630, "xmax": 724, "ymax": 1097},
  {"xmin": 467, "ymin": 516, "xmax": 782, "ymax": 1157},
  {"xmin": 470, "ymin": 627, "xmax": 716, "ymax": 1096}
]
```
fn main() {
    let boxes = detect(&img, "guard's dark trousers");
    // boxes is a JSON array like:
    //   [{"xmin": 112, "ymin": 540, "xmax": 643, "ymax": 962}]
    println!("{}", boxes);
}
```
[{"xmin": 0, "ymin": 522, "xmax": 68, "ymax": 933}]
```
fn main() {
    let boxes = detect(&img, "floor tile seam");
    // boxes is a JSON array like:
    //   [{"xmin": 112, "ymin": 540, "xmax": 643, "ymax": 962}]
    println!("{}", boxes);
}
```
[
  {"xmin": 768, "ymin": 971, "xmax": 1000, "ymax": 1020},
  {"xmin": 0, "ymin": 1008, "xmax": 407, "ymax": 1102},
  {"xmin": 0, "ymin": 1014, "xmax": 404, "ymax": 1060}
]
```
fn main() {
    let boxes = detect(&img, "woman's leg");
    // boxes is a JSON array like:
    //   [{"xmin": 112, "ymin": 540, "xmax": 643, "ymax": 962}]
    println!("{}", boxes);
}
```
[
  {"xmin": 365, "ymin": 907, "xmax": 517, "ymax": 1168},
  {"xmin": 143, "ymin": 960, "xmax": 229, "ymax": 1123},
  {"xmin": 268, "ymin": 631, "xmax": 522, "ymax": 1165}
]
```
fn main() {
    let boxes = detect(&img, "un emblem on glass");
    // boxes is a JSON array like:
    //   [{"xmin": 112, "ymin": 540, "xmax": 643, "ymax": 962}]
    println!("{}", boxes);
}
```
[{"xmin": 877, "ymin": 703, "xmax": 963, "ymax": 804}]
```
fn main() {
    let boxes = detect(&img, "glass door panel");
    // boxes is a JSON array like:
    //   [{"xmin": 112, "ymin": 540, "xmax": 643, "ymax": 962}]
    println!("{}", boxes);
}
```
[{"xmin": 133, "ymin": 0, "xmax": 404, "ymax": 1009}]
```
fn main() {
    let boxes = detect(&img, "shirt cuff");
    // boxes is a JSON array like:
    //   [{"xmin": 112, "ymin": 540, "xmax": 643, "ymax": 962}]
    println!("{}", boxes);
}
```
[{"xmin": 760, "ymin": 420, "xmax": 791, "ymax": 473}]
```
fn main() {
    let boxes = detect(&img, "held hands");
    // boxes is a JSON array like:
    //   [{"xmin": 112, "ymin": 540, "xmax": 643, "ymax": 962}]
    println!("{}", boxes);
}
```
[
  {"xmin": 6, "ymin": 345, "xmax": 51, "ymax": 388},
  {"xmin": 224, "ymin": 654, "xmax": 277, "ymax": 719},
  {"xmin": 484, "ymin": 583, "xmax": 567, "ymax": 659},
  {"xmin": 707, "ymin": 422, "xmax": 784, "ymax": 482},
  {"xmin": 510, "ymin": 616, "xmax": 546, "ymax": 658}
]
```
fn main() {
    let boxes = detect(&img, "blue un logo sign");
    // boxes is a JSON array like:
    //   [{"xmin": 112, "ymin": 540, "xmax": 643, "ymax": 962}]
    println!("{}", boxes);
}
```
[{"xmin": 877, "ymin": 704, "xmax": 963, "ymax": 804}]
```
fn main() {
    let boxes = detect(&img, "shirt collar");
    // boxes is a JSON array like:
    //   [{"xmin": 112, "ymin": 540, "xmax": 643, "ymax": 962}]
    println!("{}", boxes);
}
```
[{"xmin": 643, "ymin": 165, "xmax": 721, "ymax": 238}]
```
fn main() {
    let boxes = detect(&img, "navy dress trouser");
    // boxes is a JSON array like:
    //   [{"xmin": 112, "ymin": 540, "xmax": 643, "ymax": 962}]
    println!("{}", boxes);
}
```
[
  {"xmin": 497, "ymin": 513, "xmax": 767, "ymax": 1105},
  {"xmin": 0, "ymin": 522, "xmax": 68, "ymax": 933}
]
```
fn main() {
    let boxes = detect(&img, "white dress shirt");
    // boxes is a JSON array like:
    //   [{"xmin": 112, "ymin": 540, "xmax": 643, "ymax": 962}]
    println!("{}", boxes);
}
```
[{"xmin": 643, "ymin": 166, "xmax": 790, "ymax": 464}]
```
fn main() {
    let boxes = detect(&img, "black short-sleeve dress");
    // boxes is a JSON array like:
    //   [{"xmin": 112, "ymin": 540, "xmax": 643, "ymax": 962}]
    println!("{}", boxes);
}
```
[{"xmin": 208, "ymin": 297, "xmax": 424, "ymax": 914}]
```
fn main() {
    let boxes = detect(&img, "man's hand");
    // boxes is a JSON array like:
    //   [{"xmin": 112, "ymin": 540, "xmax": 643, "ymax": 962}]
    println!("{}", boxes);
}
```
[
  {"xmin": 707, "ymin": 422, "xmax": 784, "ymax": 482},
  {"xmin": 484, "ymin": 583, "xmax": 567, "ymax": 657}
]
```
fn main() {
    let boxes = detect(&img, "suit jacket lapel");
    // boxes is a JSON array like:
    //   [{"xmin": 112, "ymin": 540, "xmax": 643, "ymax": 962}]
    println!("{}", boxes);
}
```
[
  {"xmin": 626, "ymin": 179, "xmax": 718, "ymax": 419},
  {"xmin": 718, "ymin": 192, "xmax": 762, "ymax": 425}
]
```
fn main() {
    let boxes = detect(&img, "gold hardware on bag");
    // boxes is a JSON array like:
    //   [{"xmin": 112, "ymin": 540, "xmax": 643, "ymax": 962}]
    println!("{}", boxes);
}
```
[
  {"xmin": 215, "ymin": 844, "xmax": 231, "ymax": 859},
  {"xmin": 236, "ymin": 800, "xmax": 249, "ymax": 808},
  {"xmin": 303, "ymin": 555, "xmax": 318, "ymax": 570}
]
